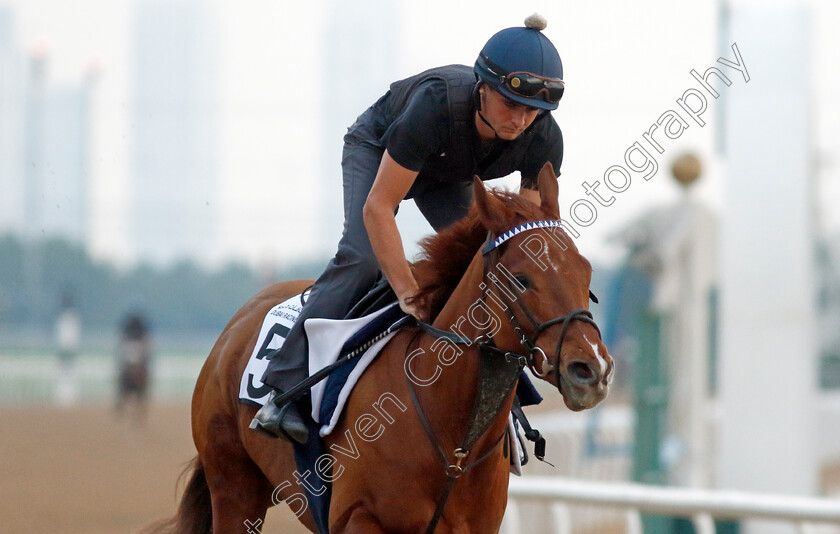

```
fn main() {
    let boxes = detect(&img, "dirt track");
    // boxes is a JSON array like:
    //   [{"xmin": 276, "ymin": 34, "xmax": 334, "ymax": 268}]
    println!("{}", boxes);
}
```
[
  {"xmin": 0, "ymin": 402, "xmax": 308, "ymax": 534},
  {"xmin": 6, "ymin": 400, "xmax": 837, "ymax": 534}
]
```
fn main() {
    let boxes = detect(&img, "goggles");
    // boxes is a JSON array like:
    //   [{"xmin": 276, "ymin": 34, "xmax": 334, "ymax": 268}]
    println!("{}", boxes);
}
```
[
  {"xmin": 479, "ymin": 54, "xmax": 565, "ymax": 104},
  {"xmin": 502, "ymin": 72, "xmax": 565, "ymax": 104}
]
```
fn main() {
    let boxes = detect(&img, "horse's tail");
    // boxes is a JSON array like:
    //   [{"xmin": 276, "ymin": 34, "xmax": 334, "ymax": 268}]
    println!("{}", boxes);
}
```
[{"xmin": 141, "ymin": 456, "xmax": 213, "ymax": 534}]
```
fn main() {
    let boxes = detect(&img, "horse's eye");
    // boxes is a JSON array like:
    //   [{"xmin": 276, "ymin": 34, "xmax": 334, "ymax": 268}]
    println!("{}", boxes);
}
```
[{"xmin": 513, "ymin": 274, "xmax": 533, "ymax": 290}]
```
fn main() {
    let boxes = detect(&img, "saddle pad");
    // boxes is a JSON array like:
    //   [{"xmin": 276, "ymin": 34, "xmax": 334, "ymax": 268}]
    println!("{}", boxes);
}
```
[
  {"xmin": 305, "ymin": 303, "xmax": 402, "ymax": 436},
  {"xmin": 238, "ymin": 297, "xmax": 524, "ymax": 474},
  {"xmin": 237, "ymin": 296, "xmax": 399, "ymax": 435}
]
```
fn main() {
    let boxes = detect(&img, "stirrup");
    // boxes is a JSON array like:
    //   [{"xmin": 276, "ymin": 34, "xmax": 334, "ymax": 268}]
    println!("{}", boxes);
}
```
[{"xmin": 249, "ymin": 393, "xmax": 309, "ymax": 444}]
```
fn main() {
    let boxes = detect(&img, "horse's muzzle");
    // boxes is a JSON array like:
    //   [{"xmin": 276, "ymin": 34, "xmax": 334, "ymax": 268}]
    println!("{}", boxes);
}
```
[{"xmin": 556, "ymin": 355, "xmax": 613, "ymax": 411}]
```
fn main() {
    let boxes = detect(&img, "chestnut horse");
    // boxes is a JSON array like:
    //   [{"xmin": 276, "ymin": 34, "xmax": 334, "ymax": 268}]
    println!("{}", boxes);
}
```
[{"xmin": 149, "ymin": 163, "xmax": 613, "ymax": 533}]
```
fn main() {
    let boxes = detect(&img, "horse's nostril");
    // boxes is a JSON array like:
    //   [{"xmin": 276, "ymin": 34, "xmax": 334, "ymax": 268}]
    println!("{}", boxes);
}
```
[{"xmin": 567, "ymin": 361, "xmax": 597, "ymax": 385}]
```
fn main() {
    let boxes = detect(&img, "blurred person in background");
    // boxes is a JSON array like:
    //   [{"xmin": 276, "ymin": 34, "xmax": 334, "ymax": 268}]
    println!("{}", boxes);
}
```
[
  {"xmin": 252, "ymin": 14, "xmax": 566, "ymax": 442},
  {"xmin": 55, "ymin": 291, "xmax": 81, "ymax": 406},
  {"xmin": 115, "ymin": 312, "xmax": 152, "ymax": 424}
]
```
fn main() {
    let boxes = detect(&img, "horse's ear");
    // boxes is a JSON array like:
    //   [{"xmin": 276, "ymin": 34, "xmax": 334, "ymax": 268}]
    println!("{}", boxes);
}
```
[
  {"xmin": 473, "ymin": 176, "xmax": 506, "ymax": 233},
  {"xmin": 538, "ymin": 162, "xmax": 560, "ymax": 219}
]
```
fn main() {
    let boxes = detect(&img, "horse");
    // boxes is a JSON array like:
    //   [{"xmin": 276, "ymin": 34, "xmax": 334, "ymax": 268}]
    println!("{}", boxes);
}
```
[
  {"xmin": 115, "ymin": 313, "xmax": 151, "ymax": 424},
  {"xmin": 147, "ymin": 162, "xmax": 613, "ymax": 534}
]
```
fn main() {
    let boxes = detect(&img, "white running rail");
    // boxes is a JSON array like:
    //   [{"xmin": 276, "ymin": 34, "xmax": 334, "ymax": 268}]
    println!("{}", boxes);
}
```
[{"xmin": 504, "ymin": 477, "xmax": 840, "ymax": 534}]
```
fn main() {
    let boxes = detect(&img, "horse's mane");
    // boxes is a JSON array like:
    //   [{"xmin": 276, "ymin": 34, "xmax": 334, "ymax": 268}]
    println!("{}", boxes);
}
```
[{"xmin": 409, "ymin": 189, "xmax": 543, "ymax": 320}]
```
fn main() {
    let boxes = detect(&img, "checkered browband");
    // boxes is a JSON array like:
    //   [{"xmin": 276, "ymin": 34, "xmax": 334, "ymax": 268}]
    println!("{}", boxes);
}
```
[{"xmin": 481, "ymin": 220, "xmax": 565, "ymax": 254}]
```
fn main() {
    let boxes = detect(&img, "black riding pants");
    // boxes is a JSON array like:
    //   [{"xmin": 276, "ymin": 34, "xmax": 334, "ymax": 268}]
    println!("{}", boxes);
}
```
[{"xmin": 261, "ymin": 135, "xmax": 473, "ymax": 392}]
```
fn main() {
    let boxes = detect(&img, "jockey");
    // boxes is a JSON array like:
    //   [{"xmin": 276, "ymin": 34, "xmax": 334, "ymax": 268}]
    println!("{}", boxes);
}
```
[{"xmin": 251, "ymin": 14, "xmax": 566, "ymax": 442}]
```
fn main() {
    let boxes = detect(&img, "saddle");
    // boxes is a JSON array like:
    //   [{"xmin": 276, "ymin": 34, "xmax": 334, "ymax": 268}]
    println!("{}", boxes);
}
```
[{"xmin": 345, "ymin": 276, "xmax": 397, "ymax": 319}]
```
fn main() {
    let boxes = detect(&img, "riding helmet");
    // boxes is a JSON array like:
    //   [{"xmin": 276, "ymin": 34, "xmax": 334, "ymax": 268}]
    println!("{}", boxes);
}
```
[{"xmin": 474, "ymin": 13, "xmax": 564, "ymax": 110}]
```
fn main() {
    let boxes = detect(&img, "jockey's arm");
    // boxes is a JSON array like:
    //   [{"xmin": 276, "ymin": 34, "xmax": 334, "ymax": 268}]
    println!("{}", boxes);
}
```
[{"xmin": 363, "ymin": 150, "xmax": 428, "ymax": 321}]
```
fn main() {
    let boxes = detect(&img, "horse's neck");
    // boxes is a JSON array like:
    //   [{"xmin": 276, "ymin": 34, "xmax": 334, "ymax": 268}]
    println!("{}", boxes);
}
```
[
  {"xmin": 414, "ymin": 252, "xmax": 508, "ymax": 442},
  {"xmin": 432, "ymin": 250, "xmax": 486, "ymax": 340}
]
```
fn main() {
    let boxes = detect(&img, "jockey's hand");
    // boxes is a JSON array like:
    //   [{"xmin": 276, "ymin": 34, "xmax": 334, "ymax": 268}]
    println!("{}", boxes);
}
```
[{"xmin": 399, "ymin": 292, "xmax": 429, "ymax": 323}]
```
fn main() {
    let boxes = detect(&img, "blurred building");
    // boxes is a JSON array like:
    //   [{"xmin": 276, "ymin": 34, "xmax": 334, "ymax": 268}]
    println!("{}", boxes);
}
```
[
  {"xmin": 130, "ymin": 0, "xmax": 219, "ymax": 265},
  {"xmin": 0, "ymin": 7, "xmax": 95, "ymax": 245},
  {"xmin": 613, "ymin": 191, "xmax": 718, "ymax": 490},
  {"xmin": 39, "ymin": 81, "xmax": 94, "ymax": 242},
  {"xmin": 817, "ymin": 232, "xmax": 840, "ymax": 386},
  {"xmin": 0, "ymin": 6, "xmax": 24, "ymax": 234}
]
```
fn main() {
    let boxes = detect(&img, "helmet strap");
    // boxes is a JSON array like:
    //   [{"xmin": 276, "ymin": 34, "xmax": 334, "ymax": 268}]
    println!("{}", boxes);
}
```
[
  {"xmin": 477, "ymin": 110, "xmax": 499, "ymax": 140},
  {"xmin": 476, "ymin": 84, "xmax": 500, "ymax": 140}
]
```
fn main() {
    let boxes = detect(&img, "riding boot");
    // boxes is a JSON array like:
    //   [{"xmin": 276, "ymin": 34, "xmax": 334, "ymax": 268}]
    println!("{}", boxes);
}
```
[{"xmin": 249, "ymin": 390, "xmax": 309, "ymax": 444}]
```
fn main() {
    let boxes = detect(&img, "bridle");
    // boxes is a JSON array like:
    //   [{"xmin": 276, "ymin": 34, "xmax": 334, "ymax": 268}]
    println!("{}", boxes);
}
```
[
  {"xmin": 482, "ymin": 225, "xmax": 601, "ymax": 389},
  {"xmin": 410, "ymin": 219, "xmax": 603, "ymax": 533},
  {"xmin": 419, "ymin": 219, "xmax": 601, "ymax": 390}
]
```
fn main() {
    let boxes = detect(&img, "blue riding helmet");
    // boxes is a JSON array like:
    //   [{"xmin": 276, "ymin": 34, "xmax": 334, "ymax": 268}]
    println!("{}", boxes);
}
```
[{"xmin": 474, "ymin": 16, "xmax": 564, "ymax": 111}]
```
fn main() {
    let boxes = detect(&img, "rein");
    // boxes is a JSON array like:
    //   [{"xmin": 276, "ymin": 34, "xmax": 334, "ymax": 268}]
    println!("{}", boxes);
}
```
[{"xmin": 410, "ymin": 220, "xmax": 603, "ymax": 533}]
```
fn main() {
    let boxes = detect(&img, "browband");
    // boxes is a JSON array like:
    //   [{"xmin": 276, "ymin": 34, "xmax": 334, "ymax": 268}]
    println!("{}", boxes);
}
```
[{"xmin": 481, "ymin": 220, "xmax": 565, "ymax": 254}]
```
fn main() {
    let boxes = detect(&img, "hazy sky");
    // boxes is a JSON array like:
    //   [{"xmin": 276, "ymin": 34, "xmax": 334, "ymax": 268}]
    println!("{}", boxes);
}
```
[{"xmin": 3, "ymin": 0, "xmax": 838, "ymax": 268}]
